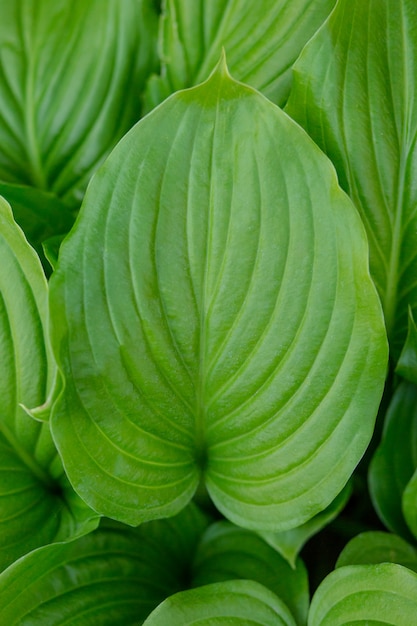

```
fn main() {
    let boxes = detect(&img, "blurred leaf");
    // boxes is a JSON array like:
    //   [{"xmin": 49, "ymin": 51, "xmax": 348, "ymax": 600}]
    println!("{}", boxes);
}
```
[
  {"xmin": 144, "ymin": 0, "xmax": 336, "ymax": 110},
  {"xmin": 369, "ymin": 381, "xmax": 417, "ymax": 543},
  {"xmin": 396, "ymin": 308, "xmax": 417, "ymax": 384},
  {"xmin": 0, "ymin": 0, "xmax": 158, "ymax": 206}
]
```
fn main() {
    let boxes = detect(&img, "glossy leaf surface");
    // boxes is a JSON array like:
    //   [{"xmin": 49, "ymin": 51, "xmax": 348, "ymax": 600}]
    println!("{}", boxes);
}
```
[
  {"xmin": 286, "ymin": 0, "xmax": 417, "ymax": 356},
  {"xmin": 0, "ymin": 0, "xmax": 158, "ymax": 206},
  {"xmin": 192, "ymin": 521, "xmax": 308, "ymax": 625},
  {"xmin": 144, "ymin": 0, "xmax": 336, "ymax": 109},
  {"xmin": 309, "ymin": 563, "xmax": 417, "ymax": 625},
  {"xmin": 369, "ymin": 381, "xmax": 417, "ymax": 542},
  {"xmin": 143, "ymin": 580, "xmax": 296, "ymax": 626},
  {"xmin": 49, "ymin": 59, "xmax": 387, "ymax": 530},
  {"xmin": 0, "ymin": 196, "xmax": 97, "ymax": 572},
  {"xmin": 0, "ymin": 504, "xmax": 209, "ymax": 625}
]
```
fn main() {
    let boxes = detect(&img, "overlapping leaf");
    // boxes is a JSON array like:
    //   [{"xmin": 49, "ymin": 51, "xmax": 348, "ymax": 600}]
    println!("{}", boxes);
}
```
[
  {"xmin": 143, "ymin": 580, "xmax": 297, "ymax": 626},
  {"xmin": 144, "ymin": 0, "xmax": 336, "ymax": 110},
  {"xmin": 259, "ymin": 483, "xmax": 351, "ymax": 568},
  {"xmin": 49, "ymin": 58, "xmax": 387, "ymax": 531},
  {"xmin": 368, "ymin": 381, "xmax": 417, "ymax": 542},
  {"xmin": 0, "ymin": 0, "xmax": 158, "ymax": 206},
  {"xmin": 309, "ymin": 563, "xmax": 417, "ymax": 625},
  {"xmin": 0, "ymin": 196, "xmax": 97, "ymax": 572},
  {"xmin": 0, "ymin": 504, "xmax": 209, "ymax": 625},
  {"xmin": 286, "ymin": 0, "xmax": 417, "ymax": 356},
  {"xmin": 336, "ymin": 531, "xmax": 417, "ymax": 572},
  {"xmin": 192, "ymin": 522, "xmax": 308, "ymax": 625}
]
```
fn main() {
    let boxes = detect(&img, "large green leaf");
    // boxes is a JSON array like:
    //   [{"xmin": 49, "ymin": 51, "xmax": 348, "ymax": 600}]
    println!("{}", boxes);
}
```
[
  {"xmin": 143, "ymin": 580, "xmax": 296, "ymax": 626},
  {"xmin": 144, "ymin": 0, "xmax": 336, "ymax": 110},
  {"xmin": 49, "ymin": 58, "xmax": 387, "ymax": 531},
  {"xmin": 0, "ymin": 196, "xmax": 97, "ymax": 572},
  {"xmin": 308, "ymin": 563, "xmax": 417, "ymax": 625},
  {"xmin": 0, "ymin": 504, "xmax": 209, "ymax": 625},
  {"xmin": 0, "ymin": 0, "xmax": 158, "ymax": 206},
  {"xmin": 286, "ymin": 0, "xmax": 417, "ymax": 356},
  {"xmin": 368, "ymin": 381, "xmax": 417, "ymax": 542}
]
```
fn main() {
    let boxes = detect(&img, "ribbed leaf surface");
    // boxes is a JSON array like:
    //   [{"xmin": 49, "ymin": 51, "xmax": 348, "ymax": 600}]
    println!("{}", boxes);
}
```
[
  {"xmin": 49, "ymin": 59, "xmax": 388, "ymax": 530},
  {"xmin": 0, "ymin": 0, "xmax": 158, "ymax": 206},
  {"xmin": 0, "ymin": 196, "xmax": 97, "ymax": 572},
  {"xmin": 309, "ymin": 564, "xmax": 417, "ymax": 625},
  {"xmin": 145, "ymin": 0, "xmax": 336, "ymax": 109},
  {"xmin": 286, "ymin": 0, "xmax": 417, "ymax": 356}
]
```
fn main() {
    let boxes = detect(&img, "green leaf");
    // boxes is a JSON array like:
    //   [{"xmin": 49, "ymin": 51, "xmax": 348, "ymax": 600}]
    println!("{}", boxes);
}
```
[
  {"xmin": 0, "ymin": 195, "xmax": 98, "ymax": 572},
  {"xmin": 368, "ymin": 381, "xmax": 417, "ymax": 542},
  {"xmin": 396, "ymin": 308, "xmax": 417, "ymax": 383},
  {"xmin": 259, "ymin": 482, "xmax": 352, "ymax": 568},
  {"xmin": 49, "ymin": 58, "xmax": 388, "ymax": 531},
  {"xmin": 192, "ymin": 522, "xmax": 308, "ymax": 626},
  {"xmin": 0, "ymin": 0, "xmax": 158, "ymax": 206},
  {"xmin": 309, "ymin": 563, "xmax": 417, "ymax": 625},
  {"xmin": 0, "ymin": 504, "xmax": 209, "ymax": 625},
  {"xmin": 143, "ymin": 580, "xmax": 297, "ymax": 626},
  {"xmin": 144, "ymin": 0, "xmax": 336, "ymax": 110},
  {"xmin": 336, "ymin": 531, "xmax": 417, "ymax": 573},
  {"xmin": 286, "ymin": 0, "xmax": 417, "ymax": 356},
  {"xmin": 0, "ymin": 182, "xmax": 74, "ymax": 273}
]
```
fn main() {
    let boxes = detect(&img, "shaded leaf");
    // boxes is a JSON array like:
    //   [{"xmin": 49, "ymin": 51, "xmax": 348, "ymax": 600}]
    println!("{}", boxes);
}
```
[
  {"xmin": 143, "ymin": 580, "xmax": 297, "ymax": 626},
  {"xmin": 286, "ymin": 0, "xmax": 417, "ymax": 356},
  {"xmin": 0, "ymin": 195, "xmax": 98, "ymax": 572},
  {"xmin": 368, "ymin": 381, "xmax": 417, "ymax": 543},
  {"xmin": 0, "ymin": 504, "xmax": 209, "ymax": 625},
  {"xmin": 192, "ymin": 521, "xmax": 308, "ymax": 625},
  {"xmin": 0, "ymin": 0, "xmax": 158, "ymax": 206},
  {"xmin": 144, "ymin": 0, "xmax": 336, "ymax": 110},
  {"xmin": 309, "ymin": 563, "xmax": 417, "ymax": 625},
  {"xmin": 396, "ymin": 308, "xmax": 417, "ymax": 384},
  {"xmin": 0, "ymin": 182, "xmax": 74, "ymax": 273},
  {"xmin": 49, "ymin": 58, "xmax": 387, "ymax": 531}
]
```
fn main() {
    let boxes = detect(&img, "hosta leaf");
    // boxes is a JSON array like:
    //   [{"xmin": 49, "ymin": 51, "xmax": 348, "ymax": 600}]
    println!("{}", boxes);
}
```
[
  {"xmin": 0, "ymin": 0, "xmax": 158, "ymax": 206},
  {"xmin": 286, "ymin": 0, "xmax": 417, "ymax": 356},
  {"xmin": 49, "ymin": 58, "xmax": 387, "ymax": 530},
  {"xmin": 308, "ymin": 563, "xmax": 417, "ymax": 625},
  {"xmin": 259, "ymin": 482, "xmax": 351, "ymax": 568},
  {"xmin": 143, "ymin": 580, "xmax": 296, "ymax": 626},
  {"xmin": 144, "ymin": 0, "xmax": 336, "ymax": 110},
  {"xmin": 336, "ymin": 531, "xmax": 417, "ymax": 573},
  {"xmin": 0, "ymin": 504, "xmax": 209, "ymax": 625},
  {"xmin": 192, "ymin": 522, "xmax": 308, "ymax": 625},
  {"xmin": 0, "ymin": 196, "xmax": 97, "ymax": 572},
  {"xmin": 368, "ymin": 381, "xmax": 417, "ymax": 542}
]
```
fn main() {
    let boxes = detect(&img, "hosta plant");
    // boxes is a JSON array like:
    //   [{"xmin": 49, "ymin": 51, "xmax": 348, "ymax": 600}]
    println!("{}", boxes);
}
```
[{"xmin": 0, "ymin": 0, "xmax": 417, "ymax": 624}]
